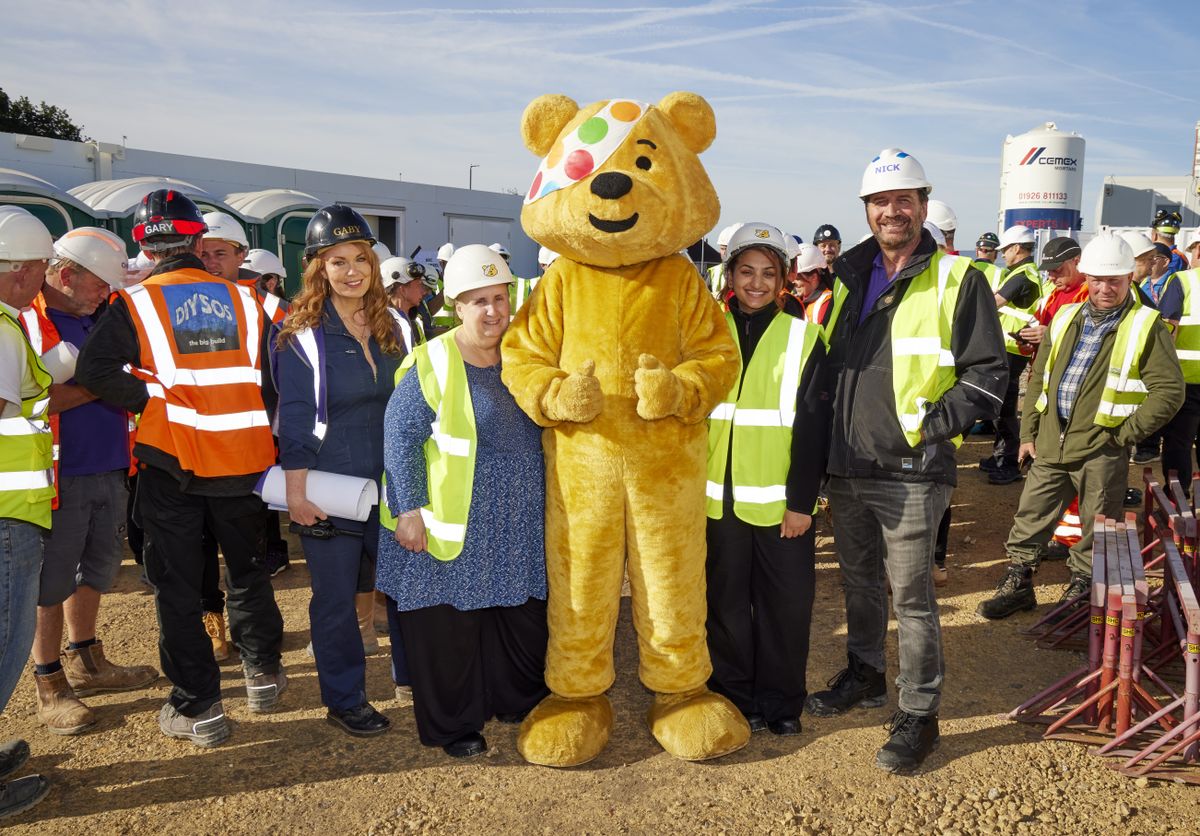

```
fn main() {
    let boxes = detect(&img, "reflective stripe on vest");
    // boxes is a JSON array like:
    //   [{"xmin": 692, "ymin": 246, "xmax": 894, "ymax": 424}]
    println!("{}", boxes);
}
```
[
  {"xmin": 804, "ymin": 288, "xmax": 832, "ymax": 324},
  {"xmin": 0, "ymin": 310, "xmax": 54, "ymax": 527},
  {"xmin": 378, "ymin": 329, "xmax": 475, "ymax": 560},
  {"xmin": 990, "ymin": 262, "xmax": 1041, "ymax": 355},
  {"xmin": 121, "ymin": 272, "xmax": 274, "ymax": 478},
  {"xmin": 293, "ymin": 327, "xmax": 328, "ymax": 440},
  {"xmin": 1033, "ymin": 301, "xmax": 1158, "ymax": 427},
  {"xmin": 706, "ymin": 312, "xmax": 819, "ymax": 525},
  {"xmin": 20, "ymin": 298, "xmax": 62, "ymax": 508},
  {"xmin": 1174, "ymin": 269, "xmax": 1200, "ymax": 383},
  {"xmin": 514, "ymin": 277, "xmax": 536, "ymax": 310},
  {"xmin": 891, "ymin": 253, "xmax": 972, "ymax": 446},
  {"xmin": 389, "ymin": 308, "xmax": 414, "ymax": 354}
]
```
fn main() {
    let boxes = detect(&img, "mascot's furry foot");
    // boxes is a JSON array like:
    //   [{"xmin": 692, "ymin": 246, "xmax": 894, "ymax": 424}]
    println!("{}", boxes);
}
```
[
  {"xmin": 647, "ymin": 687, "xmax": 750, "ymax": 761},
  {"xmin": 517, "ymin": 693, "xmax": 613, "ymax": 768}
]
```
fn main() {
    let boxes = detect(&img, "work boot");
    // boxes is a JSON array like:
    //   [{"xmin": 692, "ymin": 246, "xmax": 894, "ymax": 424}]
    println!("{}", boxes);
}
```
[
  {"xmin": 0, "ymin": 775, "xmax": 51, "ymax": 819},
  {"xmin": 805, "ymin": 653, "xmax": 887, "ymax": 717},
  {"xmin": 876, "ymin": 710, "xmax": 939, "ymax": 774},
  {"xmin": 976, "ymin": 565, "xmax": 1036, "ymax": 620},
  {"xmin": 203, "ymin": 611, "xmax": 231, "ymax": 662},
  {"xmin": 1045, "ymin": 572, "xmax": 1091, "ymax": 625},
  {"xmin": 933, "ymin": 563, "xmax": 948, "ymax": 588},
  {"xmin": 245, "ymin": 665, "xmax": 288, "ymax": 714},
  {"xmin": 34, "ymin": 669, "xmax": 96, "ymax": 735},
  {"xmin": 977, "ymin": 456, "xmax": 1000, "ymax": 473},
  {"xmin": 0, "ymin": 740, "xmax": 29, "ymax": 781},
  {"xmin": 158, "ymin": 701, "xmax": 230, "ymax": 748},
  {"xmin": 356, "ymin": 592, "xmax": 380, "ymax": 655},
  {"xmin": 987, "ymin": 464, "xmax": 1022, "ymax": 485},
  {"xmin": 63, "ymin": 641, "xmax": 158, "ymax": 696}
]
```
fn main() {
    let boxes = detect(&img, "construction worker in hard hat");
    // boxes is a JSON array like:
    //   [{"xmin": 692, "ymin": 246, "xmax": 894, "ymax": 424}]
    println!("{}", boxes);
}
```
[
  {"xmin": 707, "ymin": 223, "xmax": 742, "ymax": 296},
  {"xmin": 20, "ymin": 228, "xmax": 158, "ymax": 740},
  {"xmin": 381, "ymin": 255, "xmax": 435, "ymax": 352},
  {"xmin": 1154, "ymin": 228, "xmax": 1200, "ymax": 497},
  {"xmin": 704, "ymin": 223, "xmax": 830, "ymax": 738},
  {"xmin": 376, "ymin": 244, "xmax": 549, "ymax": 759},
  {"xmin": 792, "ymin": 243, "xmax": 833, "ymax": 322},
  {"xmin": 0, "ymin": 205, "xmax": 56, "ymax": 817},
  {"xmin": 76, "ymin": 189, "xmax": 287, "ymax": 748},
  {"xmin": 1151, "ymin": 209, "xmax": 1188, "ymax": 279},
  {"xmin": 201, "ymin": 211, "xmax": 287, "ymax": 326},
  {"xmin": 979, "ymin": 232, "xmax": 1183, "ymax": 621},
  {"xmin": 537, "ymin": 246, "xmax": 559, "ymax": 274},
  {"xmin": 925, "ymin": 200, "xmax": 958, "ymax": 255},
  {"xmin": 979, "ymin": 225, "xmax": 1044, "ymax": 485},
  {"xmin": 974, "ymin": 232, "xmax": 1000, "ymax": 265},
  {"xmin": 808, "ymin": 148, "xmax": 1008, "ymax": 775},
  {"xmin": 243, "ymin": 248, "xmax": 288, "ymax": 298},
  {"xmin": 274, "ymin": 204, "xmax": 405, "ymax": 738},
  {"xmin": 812, "ymin": 224, "xmax": 841, "ymax": 290}
]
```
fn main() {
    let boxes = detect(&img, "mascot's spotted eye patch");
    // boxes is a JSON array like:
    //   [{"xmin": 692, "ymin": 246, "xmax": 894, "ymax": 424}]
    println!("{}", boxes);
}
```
[{"xmin": 525, "ymin": 99, "xmax": 649, "ymax": 205}]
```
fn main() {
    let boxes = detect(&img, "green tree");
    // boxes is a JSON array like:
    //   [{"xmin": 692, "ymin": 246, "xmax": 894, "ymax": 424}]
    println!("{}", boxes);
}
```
[{"xmin": 0, "ymin": 88, "xmax": 87, "ymax": 141}]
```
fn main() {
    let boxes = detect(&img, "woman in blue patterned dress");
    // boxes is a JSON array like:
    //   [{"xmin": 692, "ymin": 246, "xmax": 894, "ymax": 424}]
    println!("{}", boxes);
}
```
[{"xmin": 377, "ymin": 244, "xmax": 547, "ymax": 758}]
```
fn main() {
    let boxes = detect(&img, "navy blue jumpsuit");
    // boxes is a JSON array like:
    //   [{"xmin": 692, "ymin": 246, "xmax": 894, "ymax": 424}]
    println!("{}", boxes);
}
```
[{"xmin": 276, "ymin": 300, "xmax": 401, "ymax": 711}]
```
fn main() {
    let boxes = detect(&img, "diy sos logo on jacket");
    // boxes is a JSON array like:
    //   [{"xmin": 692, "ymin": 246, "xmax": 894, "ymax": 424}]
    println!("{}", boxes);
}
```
[{"xmin": 1018, "ymin": 147, "xmax": 1078, "ymax": 170}]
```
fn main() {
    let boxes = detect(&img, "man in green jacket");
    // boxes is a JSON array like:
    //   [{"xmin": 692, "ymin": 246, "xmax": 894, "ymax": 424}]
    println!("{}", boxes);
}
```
[{"xmin": 979, "ymin": 232, "xmax": 1185, "ymax": 620}]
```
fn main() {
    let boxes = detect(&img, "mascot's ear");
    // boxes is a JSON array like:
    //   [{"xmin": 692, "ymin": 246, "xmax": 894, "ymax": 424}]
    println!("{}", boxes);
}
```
[
  {"xmin": 521, "ymin": 95, "xmax": 580, "ymax": 157},
  {"xmin": 657, "ymin": 91, "xmax": 716, "ymax": 154}
]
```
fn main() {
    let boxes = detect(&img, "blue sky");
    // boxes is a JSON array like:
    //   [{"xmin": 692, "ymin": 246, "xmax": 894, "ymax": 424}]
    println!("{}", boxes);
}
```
[{"xmin": 3, "ymin": 0, "xmax": 1197, "ymax": 249}]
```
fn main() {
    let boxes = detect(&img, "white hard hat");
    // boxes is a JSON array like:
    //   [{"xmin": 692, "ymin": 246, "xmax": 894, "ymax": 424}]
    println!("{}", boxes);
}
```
[
  {"xmin": 52, "ymin": 227, "xmax": 128, "ymax": 288},
  {"xmin": 923, "ymin": 221, "xmax": 946, "ymax": 248},
  {"xmin": 0, "ymin": 205, "xmax": 54, "ymax": 263},
  {"xmin": 437, "ymin": 242, "xmax": 456, "ymax": 261},
  {"xmin": 1078, "ymin": 231, "xmax": 1135, "ymax": 276},
  {"xmin": 371, "ymin": 242, "xmax": 393, "ymax": 262},
  {"xmin": 443, "ymin": 244, "xmax": 513, "ymax": 301},
  {"xmin": 487, "ymin": 242, "xmax": 511, "ymax": 258},
  {"xmin": 859, "ymin": 148, "xmax": 932, "ymax": 198},
  {"xmin": 926, "ymin": 199, "xmax": 957, "ymax": 232},
  {"xmin": 201, "ymin": 211, "xmax": 249, "ymax": 250},
  {"xmin": 243, "ymin": 248, "xmax": 288, "ymax": 279},
  {"xmin": 794, "ymin": 243, "xmax": 826, "ymax": 274},
  {"xmin": 127, "ymin": 251, "xmax": 154, "ymax": 284},
  {"xmin": 537, "ymin": 246, "xmax": 559, "ymax": 267},
  {"xmin": 783, "ymin": 233, "xmax": 802, "ymax": 262},
  {"xmin": 1118, "ymin": 230, "xmax": 1155, "ymax": 259},
  {"xmin": 380, "ymin": 256, "xmax": 420, "ymax": 289},
  {"xmin": 998, "ymin": 225, "xmax": 1036, "ymax": 249},
  {"xmin": 725, "ymin": 222, "xmax": 790, "ymax": 270},
  {"xmin": 716, "ymin": 223, "xmax": 744, "ymax": 248}
]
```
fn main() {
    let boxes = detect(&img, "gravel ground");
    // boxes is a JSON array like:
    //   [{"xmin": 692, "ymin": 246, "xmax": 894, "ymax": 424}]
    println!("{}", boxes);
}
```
[{"xmin": 3, "ymin": 437, "xmax": 1198, "ymax": 835}]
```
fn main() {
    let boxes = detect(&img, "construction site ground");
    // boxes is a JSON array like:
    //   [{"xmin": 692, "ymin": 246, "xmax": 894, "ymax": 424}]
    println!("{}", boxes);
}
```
[{"xmin": 3, "ymin": 436, "xmax": 1198, "ymax": 835}]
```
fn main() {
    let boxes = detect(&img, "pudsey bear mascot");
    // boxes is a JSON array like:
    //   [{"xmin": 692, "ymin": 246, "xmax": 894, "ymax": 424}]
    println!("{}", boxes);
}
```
[{"xmin": 501, "ymin": 92, "xmax": 748, "ymax": 766}]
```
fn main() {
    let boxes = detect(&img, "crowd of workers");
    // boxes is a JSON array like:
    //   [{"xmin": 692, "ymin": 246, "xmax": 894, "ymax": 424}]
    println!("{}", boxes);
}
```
[{"xmin": 1, "ymin": 144, "xmax": 1198, "ymax": 817}]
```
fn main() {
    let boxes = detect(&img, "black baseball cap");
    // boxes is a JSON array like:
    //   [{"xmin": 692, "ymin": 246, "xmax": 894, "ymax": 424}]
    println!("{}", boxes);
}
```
[
  {"xmin": 813, "ymin": 224, "xmax": 840, "ymax": 243},
  {"xmin": 1152, "ymin": 242, "xmax": 1173, "ymax": 258},
  {"xmin": 1038, "ymin": 237, "xmax": 1081, "ymax": 270}
]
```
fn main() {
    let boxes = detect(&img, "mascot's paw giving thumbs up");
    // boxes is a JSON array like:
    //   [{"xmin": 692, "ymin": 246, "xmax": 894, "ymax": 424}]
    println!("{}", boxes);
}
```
[{"xmin": 501, "ymin": 91, "xmax": 747, "ymax": 767}]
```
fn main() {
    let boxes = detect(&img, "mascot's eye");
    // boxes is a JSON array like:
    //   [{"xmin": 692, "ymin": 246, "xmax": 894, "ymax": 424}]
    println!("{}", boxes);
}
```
[{"xmin": 635, "ymin": 156, "xmax": 652, "ymax": 171}]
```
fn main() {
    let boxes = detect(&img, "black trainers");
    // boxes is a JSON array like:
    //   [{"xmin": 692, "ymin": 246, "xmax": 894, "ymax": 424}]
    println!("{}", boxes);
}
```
[
  {"xmin": 987, "ymin": 464, "xmax": 1022, "ymax": 485},
  {"xmin": 1131, "ymin": 448, "xmax": 1157, "ymax": 465},
  {"xmin": 978, "ymin": 456, "xmax": 1000, "ymax": 473},
  {"xmin": 1044, "ymin": 572, "xmax": 1091, "ymax": 625},
  {"xmin": 805, "ymin": 653, "xmax": 886, "ymax": 717},
  {"xmin": 876, "ymin": 710, "xmax": 939, "ymax": 773},
  {"xmin": 976, "ymin": 565, "xmax": 1036, "ymax": 619},
  {"xmin": 0, "ymin": 775, "xmax": 50, "ymax": 819}
]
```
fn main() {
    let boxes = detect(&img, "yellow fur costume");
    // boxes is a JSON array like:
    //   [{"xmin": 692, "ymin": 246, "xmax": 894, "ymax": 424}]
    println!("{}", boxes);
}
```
[{"xmin": 501, "ymin": 92, "xmax": 748, "ymax": 766}]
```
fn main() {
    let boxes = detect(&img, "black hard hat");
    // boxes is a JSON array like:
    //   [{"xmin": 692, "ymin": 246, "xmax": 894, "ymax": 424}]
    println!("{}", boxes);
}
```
[
  {"xmin": 1152, "ymin": 209, "xmax": 1182, "ymax": 234},
  {"xmin": 304, "ymin": 204, "xmax": 376, "ymax": 257},
  {"xmin": 813, "ymin": 224, "xmax": 840, "ymax": 243},
  {"xmin": 132, "ymin": 189, "xmax": 207, "ymax": 245},
  {"xmin": 976, "ymin": 231, "xmax": 1000, "ymax": 249}
]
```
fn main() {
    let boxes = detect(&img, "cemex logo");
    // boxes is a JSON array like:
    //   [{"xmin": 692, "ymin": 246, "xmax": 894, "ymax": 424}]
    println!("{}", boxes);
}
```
[{"xmin": 1019, "ymin": 147, "xmax": 1077, "ymax": 169}]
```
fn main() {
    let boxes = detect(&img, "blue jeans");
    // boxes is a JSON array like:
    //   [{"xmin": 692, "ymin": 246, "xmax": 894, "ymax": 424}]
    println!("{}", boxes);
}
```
[
  {"xmin": 827, "ymin": 476, "xmax": 951, "ymax": 716},
  {"xmin": 0, "ymin": 519, "xmax": 44, "ymax": 711}
]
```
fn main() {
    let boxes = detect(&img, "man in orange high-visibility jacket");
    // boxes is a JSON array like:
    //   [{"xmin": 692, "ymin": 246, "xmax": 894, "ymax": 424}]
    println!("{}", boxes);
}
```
[{"xmin": 77, "ymin": 189, "xmax": 285, "ymax": 748}]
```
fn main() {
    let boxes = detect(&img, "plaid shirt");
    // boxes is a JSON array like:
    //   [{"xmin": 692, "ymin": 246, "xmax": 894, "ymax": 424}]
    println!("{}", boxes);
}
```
[{"xmin": 1056, "ymin": 305, "xmax": 1123, "ymax": 421}]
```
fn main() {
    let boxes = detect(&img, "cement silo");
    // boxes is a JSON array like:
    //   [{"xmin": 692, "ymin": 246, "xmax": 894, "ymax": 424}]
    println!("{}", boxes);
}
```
[{"xmin": 998, "ymin": 123, "xmax": 1086, "ymax": 231}]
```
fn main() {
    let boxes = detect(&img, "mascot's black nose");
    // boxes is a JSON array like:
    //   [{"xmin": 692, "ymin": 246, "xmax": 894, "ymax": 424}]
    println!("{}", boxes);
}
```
[{"xmin": 590, "ymin": 172, "xmax": 632, "ymax": 200}]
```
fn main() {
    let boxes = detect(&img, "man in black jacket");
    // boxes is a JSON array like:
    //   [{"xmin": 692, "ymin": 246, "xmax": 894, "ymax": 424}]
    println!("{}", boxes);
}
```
[{"xmin": 807, "ymin": 149, "xmax": 1008, "ymax": 773}]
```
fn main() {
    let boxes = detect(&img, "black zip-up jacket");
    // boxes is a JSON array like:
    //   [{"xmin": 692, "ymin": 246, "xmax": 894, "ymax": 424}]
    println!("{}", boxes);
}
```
[
  {"xmin": 823, "ymin": 231, "xmax": 1008, "ymax": 486},
  {"xmin": 722, "ymin": 294, "xmax": 831, "ymax": 515},
  {"xmin": 76, "ymin": 253, "xmax": 278, "ymax": 496}
]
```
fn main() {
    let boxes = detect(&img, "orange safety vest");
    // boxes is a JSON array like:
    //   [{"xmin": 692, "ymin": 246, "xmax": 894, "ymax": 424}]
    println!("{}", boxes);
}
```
[
  {"xmin": 121, "ymin": 268, "xmax": 275, "ymax": 478},
  {"xmin": 804, "ymin": 288, "xmax": 833, "ymax": 324},
  {"xmin": 236, "ymin": 274, "xmax": 288, "ymax": 326}
]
